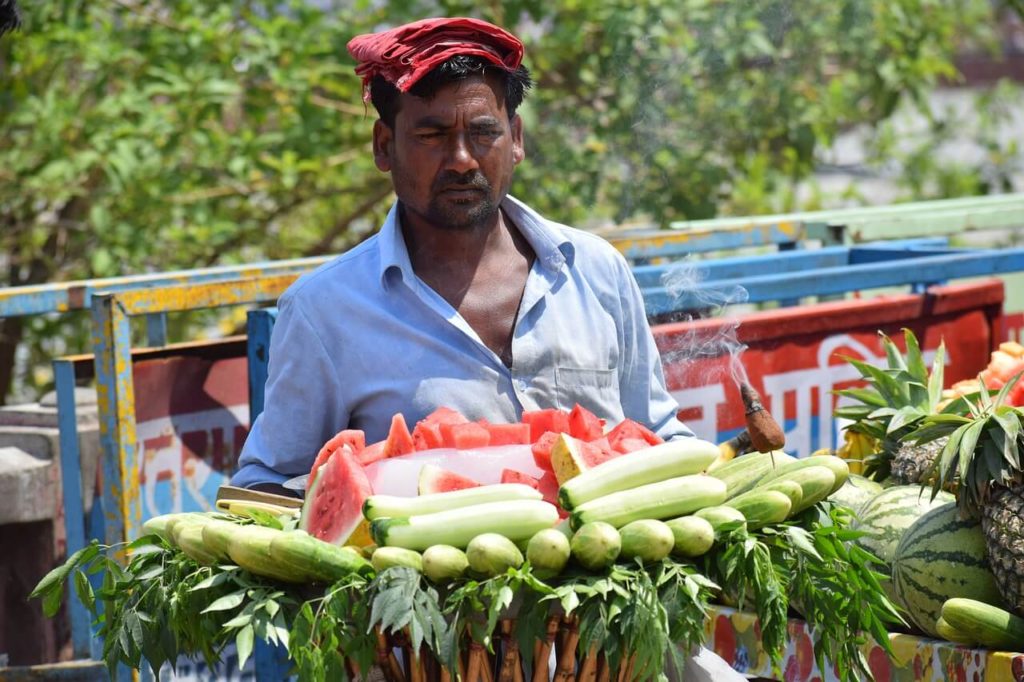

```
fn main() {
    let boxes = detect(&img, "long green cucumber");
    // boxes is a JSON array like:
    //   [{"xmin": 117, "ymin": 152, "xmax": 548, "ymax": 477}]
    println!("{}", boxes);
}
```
[
  {"xmin": 693, "ymin": 506, "xmax": 746, "ymax": 536},
  {"xmin": 371, "ymin": 500, "xmax": 559, "ymax": 551},
  {"xmin": 768, "ymin": 466, "xmax": 836, "ymax": 515},
  {"xmin": 758, "ymin": 479, "xmax": 803, "ymax": 511},
  {"xmin": 201, "ymin": 519, "xmax": 238, "ymax": 559},
  {"xmin": 558, "ymin": 438, "xmax": 720, "ymax": 510},
  {"xmin": 724, "ymin": 490, "xmax": 792, "ymax": 529},
  {"xmin": 269, "ymin": 530, "xmax": 373, "ymax": 582},
  {"xmin": 759, "ymin": 455, "xmax": 849, "ymax": 494},
  {"xmin": 363, "ymin": 483, "xmax": 542, "ymax": 520},
  {"xmin": 569, "ymin": 474, "xmax": 727, "ymax": 530},
  {"xmin": 176, "ymin": 524, "xmax": 223, "ymax": 565},
  {"xmin": 372, "ymin": 547, "xmax": 423, "ymax": 573},
  {"xmin": 227, "ymin": 525, "xmax": 311, "ymax": 583},
  {"xmin": 935, "ymin": 616, "xmax": 976, "ymax": 645},
  {"xmin": 708, "ymin": 451, "xmax": 797, "ymax": 498},
  {"xmin": 942, "ymin": 598, "xmax": 1024, "ymax": 651}
]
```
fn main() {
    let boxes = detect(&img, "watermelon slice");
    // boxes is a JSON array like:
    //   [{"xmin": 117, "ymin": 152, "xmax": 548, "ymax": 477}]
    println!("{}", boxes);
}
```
[
  {"xmin": 500, "ymin": 468, "xmax": 541, "ymax": 489},
  {"xmin": 482, "ymin": 421, "xmax": 531, "ymax": 445},
  {"xmin": 412, "ymin": 407, "xmax": 470, "ymax": 450},
  {"xmin": 357, "ymin": 440, "xmax": 386, "ymax": 466},
  {"xmin": 537, "ymin": 472, "xmax": 565, "ymax": 518},
  {"xmin": 569, "ymin": 404, "xmax": 605, "ymax": 441},
  {"xmin": 613, "ymin": 437, "xmax": 651, "ymax": 454},
  {"xmin": 531, "ymin": 431, "xmax": 560, "ymax": 471},
  {"xmin": 521, "ymin": 409, "xmax": 571, "ymax": 442},
  {"xmin": 309, "ymin": 430, "xmax": 366, "ymax": 484},
  {"xmin": 299, "ymin": 447, "xmax": 373, "ymax": 547},
  {"xmin": 550, "ymin": 434, "xmax": 617, "ymax": 484},
  {"xmin": 418, "ymin": 464, "xmax": 482, "ymax": 495},
  {"xmin": 440, "ymin": 421, "xmax": 491, "ymax": 449},
  {"xmin": 606, "ymin": 419, "xmax": 662, "ymax": 452},
  {"xmin": 383, "ymin": 413, "xmax": 415, "ymax": 458}
]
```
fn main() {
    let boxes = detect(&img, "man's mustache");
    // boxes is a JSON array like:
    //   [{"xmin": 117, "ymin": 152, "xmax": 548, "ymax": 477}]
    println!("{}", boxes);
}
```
[{"xmin": 433, "ymin": 171, "xmax": 491, "ymax": 193}]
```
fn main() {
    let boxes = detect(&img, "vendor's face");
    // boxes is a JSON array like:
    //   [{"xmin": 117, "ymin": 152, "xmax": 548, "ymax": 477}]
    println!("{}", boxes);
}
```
[{"xmin": 373, "ymin": 73, "xmax": 525, "ymax": 232}]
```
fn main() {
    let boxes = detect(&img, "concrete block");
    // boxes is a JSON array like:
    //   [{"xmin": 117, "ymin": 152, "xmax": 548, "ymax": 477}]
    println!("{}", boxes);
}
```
[{"xmin": 0, "ymin": 447, "xmax": 55, "ymax": 524}]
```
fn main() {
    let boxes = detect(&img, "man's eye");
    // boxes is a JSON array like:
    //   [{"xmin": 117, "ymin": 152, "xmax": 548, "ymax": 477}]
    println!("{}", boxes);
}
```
[{"xmin": 416, "ymin": 132, "xmax": 443, "ymax": 140}]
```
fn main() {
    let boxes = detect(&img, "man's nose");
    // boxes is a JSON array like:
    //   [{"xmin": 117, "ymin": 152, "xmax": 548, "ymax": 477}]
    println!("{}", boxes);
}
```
[{"xmin": 444, "ymin": 133, "xmax": 479, "ymax": 174}]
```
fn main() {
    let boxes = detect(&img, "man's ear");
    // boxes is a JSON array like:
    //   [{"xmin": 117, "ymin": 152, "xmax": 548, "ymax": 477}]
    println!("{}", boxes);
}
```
[
  {"xmin": 372, "ymin": 119, "xmax": 393, "ymax": 172},
  {"xmin": 510, "ymin": 114, "xmax": 525, "ymax": 166}
]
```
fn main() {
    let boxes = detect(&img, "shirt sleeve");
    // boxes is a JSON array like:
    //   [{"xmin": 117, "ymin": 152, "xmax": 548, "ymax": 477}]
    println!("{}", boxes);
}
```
[
  {"xmin": 612, "ymin": 252, "xmax": 694, "ymax": 441},
  {"xmin": 232, "ymin": 292, "xmax": 348, "ymax": 489}
]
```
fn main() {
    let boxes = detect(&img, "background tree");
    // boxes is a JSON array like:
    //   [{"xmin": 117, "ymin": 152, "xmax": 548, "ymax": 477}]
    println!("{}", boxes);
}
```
[{"xmin": 0, "ymin": 0, "xmax": 1016, "ymax": 403}]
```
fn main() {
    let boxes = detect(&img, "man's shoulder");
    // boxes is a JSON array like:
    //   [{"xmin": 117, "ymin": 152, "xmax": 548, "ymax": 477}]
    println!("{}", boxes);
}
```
[
  {"xmin": 513, "ymin": 198, "xmax": 626, "ymax": 270},
  {"xmin": 281, "ymin": 235, "xmax": 382, "ymax": 307}
]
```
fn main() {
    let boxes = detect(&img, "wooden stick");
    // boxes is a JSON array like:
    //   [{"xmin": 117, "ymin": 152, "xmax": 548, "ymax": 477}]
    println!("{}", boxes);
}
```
[
  {"xmin": 577, "ymin": 646, "xmax": 599, "ymax": 682},
  {"xmin": 595, "ymin": 654, "xmax": 610, "ymax": 682},
  {"xmin": 531, "ymin": 616, "xmax": 561, "ymax": 682},
  {"xmin": 498, "ymin": 620, "xmax": 519, "ymax": 682},
  {"xmin": 467, "ymin": 642, "xmax": 485, "ymax": 682},
  {"xmin": 553, "ymin": 617, "xmax": 579, "ymax": 682},
  {"xmin": 375, "ymin": 629, "xmax": 407, "ymax": 682}
]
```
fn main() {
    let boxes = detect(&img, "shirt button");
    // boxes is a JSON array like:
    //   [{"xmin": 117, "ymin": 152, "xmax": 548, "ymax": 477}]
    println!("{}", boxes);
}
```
[{"xmin": 514, "ymin": 378, "xmax": 528, "ymax": 392}]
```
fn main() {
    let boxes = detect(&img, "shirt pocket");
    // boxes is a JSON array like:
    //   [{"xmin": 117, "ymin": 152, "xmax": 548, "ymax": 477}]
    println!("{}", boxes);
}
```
[{"xmin": 554, "ymin": 366, "xmax": 618, "ymax": 411}]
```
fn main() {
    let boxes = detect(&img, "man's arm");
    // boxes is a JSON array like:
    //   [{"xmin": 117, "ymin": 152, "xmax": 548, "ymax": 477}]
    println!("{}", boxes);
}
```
[
  {"xmin": 232, "ymin": 293, "xmax": 348, "ymax": 489},
  {"xmin": 612, "ymin": 252, "xmax": 694, "ymax": 441}
]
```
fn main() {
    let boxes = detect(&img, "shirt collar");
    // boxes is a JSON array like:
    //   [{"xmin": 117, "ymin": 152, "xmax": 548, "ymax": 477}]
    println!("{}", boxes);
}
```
[{"xmin": 377, "ymin": 195, "xmax": 575, "ymax": 289}]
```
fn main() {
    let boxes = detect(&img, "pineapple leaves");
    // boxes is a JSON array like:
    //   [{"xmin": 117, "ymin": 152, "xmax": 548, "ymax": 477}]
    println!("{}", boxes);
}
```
[
  {"xmin": 882, "ymin": 332, "xmax": 908, "ymax": 372},
  {"xmin": 936, "ymin": 422, "xmax": 970, "ymax": 492},
  {"xmin": 886, "ymin": 406, "xmax": 923, "ymax": 435},
  {"xmin": 926, "ymin": 341, "xmax": 946, "ymax": 409},
  {"xmin": 993, "ymin": 368, "xmax": 1024, "ymax": 408},
  {"xmin": 956, "ymin": 419, "xmax": 987, "ymax": 484},
  {"xmin": 989, "ymin": 409, "xmax": 1021, "ymax": 473},
  {"xmin": 834, "ymin": 388, "xmax": 889, "ymax": 408},
  {"xmin": 901, "ymin": 328, "xmax": 929, "ymax": 383},
  {"xmin": 842, "ymin": 357, "xmax": 910, "ymax": 406}
]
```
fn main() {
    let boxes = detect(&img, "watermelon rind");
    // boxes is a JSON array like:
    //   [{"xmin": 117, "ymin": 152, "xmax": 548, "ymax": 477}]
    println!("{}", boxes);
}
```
[
  {"xmin": 299, "ymin": 449, "xmax": 374, "ymax": 547},
  {"xmin": 890, "ymin": 501, "xmax": 1004, "ymax": 638}
]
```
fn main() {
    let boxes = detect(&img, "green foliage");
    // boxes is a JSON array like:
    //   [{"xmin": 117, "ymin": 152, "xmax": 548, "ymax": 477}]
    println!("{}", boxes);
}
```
[
  {"xmin": 913, "ymin": 371, "xmax": 1024, "ymax": 516},
  {"xmin": 834, "ymin": 328, "xmax": 949, "ymax": 480},
  {"xmin": 0, "ymin": 0, "xmax": 1008, "ymax": 401}
]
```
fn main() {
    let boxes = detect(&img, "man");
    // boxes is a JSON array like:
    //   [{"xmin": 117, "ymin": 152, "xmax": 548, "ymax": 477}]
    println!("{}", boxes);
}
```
[
  {"xmin": 234, "ymin": 17, "xmax": 745, "ymax": 682},
  {"xmin": 233, "ymin": 17, "xmax": 692, "ymax": 492}
]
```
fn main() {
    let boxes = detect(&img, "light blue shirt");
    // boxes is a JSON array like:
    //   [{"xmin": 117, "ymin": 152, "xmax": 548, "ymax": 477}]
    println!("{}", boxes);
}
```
[{"xmin": 233, "ymin": 195, "xmax": 692, "ymax": 488}]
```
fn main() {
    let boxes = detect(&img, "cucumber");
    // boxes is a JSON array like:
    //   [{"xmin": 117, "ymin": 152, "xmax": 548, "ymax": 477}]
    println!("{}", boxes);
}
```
[
  {"xmin": 526, "ymin": 529, "xmax": 571, "ymax": 579},
  {"xmin": 142, "ymin": 514, "xmax": 182, "ymax": 543},
  {"xmin": 941, "ymin": 598, "xmax": 1024, "ymax": 651},
  {"xmin": 935, "ymin": 616, "xmax": 976, "ymax": 645},
  {"xmin": 371, "ymin": 500, "xmax": 559, "ymax": 550},
  {"xmin": 176, "ymin": 524, "xmax": 222, "ymax": 565},
  {"xmin": 760, "ymin": 455, "xmax": 849, "ymax": 494},
  {"xmin": 466, "ymin": 533, "xmax": 524, "ymax": 577},
  {"xmin": 422, "ymin": 545, "xmax": 470, "ymax": 583},
  {"xmin": 618, "ymin": 519, "xmax": 675, "ymax": 563},
  {"xmin": 363, "ymin": 484, "xmax": 542, "ymax": 520},
  {"xmin": 724, "ymin": 490, "xmax": 792, "ymax": 529},
  {"xmin": 758, "ymin": 479, "xmax": 803, "ymax": 511},
  {"xmin": 164, "ymin": 513, "xmax": 211, "ymax": 548},
  {"xmin": 558, "ymin": 438, "xmax": 720, "ymax": 510},
  {"xmin": 569, "ymin": 474, "xmax": 727, "ymax": 530},
  {"xmin": 371, "ymin": 547, "xmax": 423, "ymax": 573},
  {"xmin": 708, "ymin": 451, "xmax": 797, "ymax": 498},
  {"xmin": 228, "ymin": 525, "xmax": 311, "ymax": 583},
  {"xmin": 269, "ymin": 530, "xmax": 373, "ymax": 582},
  {"xmin": 693, "ymin": 506, "xmax": 747, "ymax": 537},
  {"xmin": 772, "ymin": 466, "xmax": 836, "ymax": 515},
  {"xmin": 665, "ymin": 516, "xmax": 715, "ymax": 558},
  {"xmin": 201, "ymin": 519, "xmax": 239, "ymax": 559},
  {"xmin": 570, "ymin": 522, "xmax": 621, "ymax": 571}
]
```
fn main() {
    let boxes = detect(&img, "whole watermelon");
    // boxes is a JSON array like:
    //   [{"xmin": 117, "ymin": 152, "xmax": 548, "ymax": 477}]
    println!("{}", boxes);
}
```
[
  {"xmin": 891, "ymin": 501, "xmax": 1004, "ymax": 638},
  {"xmin": 851, "ymin": 485, "xmax": 955, "ymax": 602},
  {"xmin": 828, "ymin": 474, "xmax": 883, "ymax": 513}
]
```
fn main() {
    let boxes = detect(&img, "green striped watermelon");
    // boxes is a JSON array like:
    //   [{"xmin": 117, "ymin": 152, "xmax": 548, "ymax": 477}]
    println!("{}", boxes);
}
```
[
  {"xmin": 851, "ymin": 485, "xmax": 955, "ymax": 603},
  {"xmin": 891, "ymin": 501, "xmax": 1004, "ymax": 638},
  {"xmin": 827, "ymin": 474, "xmax": 883, "ymax": 513}
]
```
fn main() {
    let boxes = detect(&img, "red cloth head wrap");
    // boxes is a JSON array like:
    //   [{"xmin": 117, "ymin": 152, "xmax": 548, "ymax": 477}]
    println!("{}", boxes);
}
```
[{"xmin": 347, "ymin": 17, "xmax": 524, "ymax": 101}]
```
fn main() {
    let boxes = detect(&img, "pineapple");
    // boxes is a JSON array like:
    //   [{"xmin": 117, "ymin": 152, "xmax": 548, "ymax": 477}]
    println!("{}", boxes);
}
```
[
  {"xmin": 913, "ymin": 370, "xmax": 1024, "ymax": 616},
  {"xmin": 835, "ymin": 329, "xmax": 948, "ymax": 483}
]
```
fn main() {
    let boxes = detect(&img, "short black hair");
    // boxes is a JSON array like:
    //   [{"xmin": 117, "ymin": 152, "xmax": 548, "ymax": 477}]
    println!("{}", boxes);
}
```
[{"xmin": 369, "ymin": 55, "xmax": 532, "ymax": 129}]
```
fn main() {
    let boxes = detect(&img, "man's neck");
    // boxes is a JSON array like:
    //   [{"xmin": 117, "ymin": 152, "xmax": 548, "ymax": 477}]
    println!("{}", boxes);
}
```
[{"xmin": 399, "ymin": 204, "xmax": 515, "ymax": 276}]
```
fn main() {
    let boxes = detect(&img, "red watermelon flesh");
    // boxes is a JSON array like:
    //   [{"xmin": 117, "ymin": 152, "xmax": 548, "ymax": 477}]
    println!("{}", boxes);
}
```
[
  {"xmin": 537, "ymin": 471, "xmax": 565, "ymax": 518},
  {"xmin": 383, "ymin": 413, "xmax": 415, "ymax": 458},
  {"xmin": 569, "ymin": 404, "xmax": 606, "ymax": 441},
  {"xmin": 309, "ymin": 430, "xmax": 366, "ymax": 484},
  {"xmin": 440, "ymin": 421, "xmax": 491, "ymax": 449},
  {"xmin": 418, "ymin": 463, "xmax": 482, "ymax": 495},
  {"xmin": 299, "ymin": 447, "xmax": 373, "ymax": 546},
  {"xmin": 580, "ymin": 440, "xmax": 616, "ymax": 468},
  {"xmin": 424, "ymin": 406, "xmax": 471, "ymax": 425},
  {"xmin": 500, "ymin": 468, "xmax": 541, "ymax": 489},
  {"xmin": 606, "ymin": 419, "xmax": 663, "ymax": 451},
  {"xmin": 482, "ymin": 422, "xmax": 531, "ymax": 445},
  {"xmin": 531, "ymin": 431, "xmax": 561, "ymax": 471},
  {"xmin": 613, "ymin": 437, "xmax": 651, "ymax": 454},
  {"xmin": 521, "ymin": 409, "xmax": 571, "ymax": 442},
  {"xmin": 412, "ymin": 421, "xmax": 444, "ymax": 451},
  {"xmin": 357, "ymin": 440, "xmax": 386, "ymax": 466}
]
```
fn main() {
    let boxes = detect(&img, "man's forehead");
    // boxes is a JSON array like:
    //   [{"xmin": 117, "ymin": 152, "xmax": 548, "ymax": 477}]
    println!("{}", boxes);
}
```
[{"xmin": 397, "ymin": 76, "xmax": 508, "ymax": 120}]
